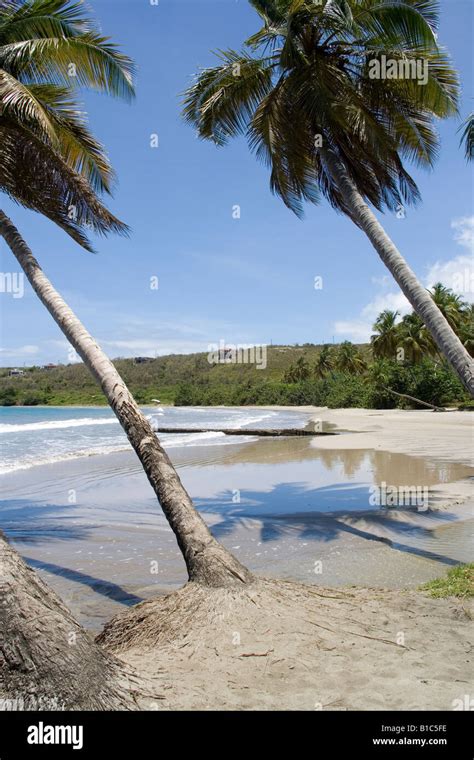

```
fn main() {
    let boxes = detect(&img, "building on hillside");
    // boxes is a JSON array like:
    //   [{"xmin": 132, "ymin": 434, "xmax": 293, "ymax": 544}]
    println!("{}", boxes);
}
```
[{"xmin": 134, "ymin": 357, "xmax": 154, "ymax": 364}]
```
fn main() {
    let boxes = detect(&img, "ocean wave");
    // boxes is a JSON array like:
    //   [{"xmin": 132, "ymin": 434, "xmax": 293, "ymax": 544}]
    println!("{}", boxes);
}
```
[
  {"xmin": 0, "ymin": 417, "xmax": 119, "ymax": 434},
  {"xmin": 0, "ymin": 443, "xmax": 130, "ymax": 474},
  {"xmin": 147, "ymin": 411, "xmax": 275, "ymax": 430},
  {"xmin": 0, "ymin": 430, "xmax": 255, "ymax": 473}
]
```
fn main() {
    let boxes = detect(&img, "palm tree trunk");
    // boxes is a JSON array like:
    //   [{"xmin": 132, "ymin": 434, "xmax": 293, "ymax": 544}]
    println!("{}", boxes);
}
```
[
  {"xmin": 322, "ymin": 151, "xmax": 474, "ymax": 397},
  {"xmin": 383, "ymin": 386, "xmax": 445, "ymax": 411},
  {"xmin": 0, "ymin": 211, "xmax": 252, "ymax": 588},
  {"xmin": 0, "ymin": 530, "xmax": 133, "ymax": 710}
]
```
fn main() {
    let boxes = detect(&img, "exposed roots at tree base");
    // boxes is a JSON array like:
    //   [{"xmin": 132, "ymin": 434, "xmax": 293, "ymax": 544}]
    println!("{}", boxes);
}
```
[
  {"xmin": 0, "ymin": 531, "xmax": 135, "ymax": 711},
  {"xmin": 97, "ymin": 578, "xmax": 473, "ymax": 711}
]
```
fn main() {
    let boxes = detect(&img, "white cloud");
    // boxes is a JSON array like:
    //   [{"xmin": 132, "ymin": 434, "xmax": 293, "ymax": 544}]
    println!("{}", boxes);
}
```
[
  {"xmin": 0, "ymin": 345, "xmax": 40, "ymax": 365},
  {"xmin": 426, "ymin": 254, "xmax": 473, "ymax": 297},
  {"xmin": 425, "ymin": 217, "xmax": 473, "ymax": 297},
  {"xmin": 334, "ymin": 291, "xmax": 409, "ymax": 342},
  {"xmin": 451, "ymin": 216, "xmax": 474, "ymax": 251},
  {"xmin": 101, "ymin": 338, "xmax": 209, "ymax": 356},
  {"xmin": 333, "ymin": 320, "xmax": 374, "ymax": 342},
  {"xmin": 361, "ymin": 291, "xmax": 410, "ymax": 321},
  {"xmin": 333, "ymin": 215, "xmax": 474, "ymax": 342},
  {"xmin": 0, "ymin": 344, "xmax": 39, "ymax": 357},
  {"xmin": 370, "ymin": 275, "xmax": 390, "ymax": 287}
]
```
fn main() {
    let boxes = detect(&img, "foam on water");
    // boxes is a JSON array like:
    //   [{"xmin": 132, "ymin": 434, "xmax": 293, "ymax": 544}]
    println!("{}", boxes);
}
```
[
  {"xmin": 0, "ymin": 406, "xmax": 306, "ymax": 473},
  {"xmin": 0, "ymin": 418, "xmax": 120, "ymax": 434}
]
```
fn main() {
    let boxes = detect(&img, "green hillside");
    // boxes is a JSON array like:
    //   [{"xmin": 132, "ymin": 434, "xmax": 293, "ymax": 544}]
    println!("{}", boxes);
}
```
[
  {"xmin": 0, "ymin": 341, "xmax": 467, "ymax": 409},
  {"xmin": 0, "ymin": 344, "xmax": 331, "ymax": 406}
]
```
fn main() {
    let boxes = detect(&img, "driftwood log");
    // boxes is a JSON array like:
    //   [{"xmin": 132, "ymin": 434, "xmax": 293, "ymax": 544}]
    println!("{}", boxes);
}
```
[{"xmin": 154, "ymin": 427, "xmax": 336, "ymax": 437}]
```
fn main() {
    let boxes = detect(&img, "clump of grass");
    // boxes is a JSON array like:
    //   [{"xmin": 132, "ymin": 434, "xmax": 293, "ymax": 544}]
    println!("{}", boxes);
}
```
[{"xmin": 420, "ymin": 564, "xmax": 474, "ymax": 598}]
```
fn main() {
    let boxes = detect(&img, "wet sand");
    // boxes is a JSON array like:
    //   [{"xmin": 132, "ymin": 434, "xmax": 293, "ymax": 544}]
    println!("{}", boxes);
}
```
[{"xmin": 2, "ymin": 409, "xmax": 472, "ymax": 630}]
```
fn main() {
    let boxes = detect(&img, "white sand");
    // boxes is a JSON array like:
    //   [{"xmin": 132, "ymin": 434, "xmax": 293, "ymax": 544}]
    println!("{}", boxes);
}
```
[
  {"xmin": 311, "ymin": 408, "xmax": 473, "ymax": 508},
  {"xmin": 104, "ymin": 578, "xmax": 474, "ymax": 711},
  {"xmin": 95, "ymin": 407, "xmax": 474, "ymax": 711}
]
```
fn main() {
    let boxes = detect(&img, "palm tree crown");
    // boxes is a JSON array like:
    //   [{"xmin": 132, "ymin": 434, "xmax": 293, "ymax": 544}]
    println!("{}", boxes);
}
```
[
  {"xmin": 335, "ymin": 340, "xmax": 367, "ymax": 373},
  {"xmin": 371, "ymin": 309, "xmax": 400, "ymax": 358},
  {"xmin": 183, "ymin": 0, "xmax": 458, "ymax": 217},
  {"xmin": 0, "ymin": 0, "xmax": 135, "ymax": 249}
]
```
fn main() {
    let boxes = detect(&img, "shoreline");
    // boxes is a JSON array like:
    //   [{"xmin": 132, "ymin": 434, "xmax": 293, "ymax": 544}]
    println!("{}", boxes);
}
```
[
  {"xmin": 3, "ymin": 405, "xmax": 471, "ymax": 511},
  {"xmin": 2, "ymin": 410, "xmax": 472, "ymax": 630},
  {"xmin": 2, "ymin": 406, "xmax": 472, "ymax": 709}
]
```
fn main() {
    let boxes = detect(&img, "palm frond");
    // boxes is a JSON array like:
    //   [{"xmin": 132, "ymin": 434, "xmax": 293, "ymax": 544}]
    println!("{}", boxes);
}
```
[
  {"xmin": 459, "ymin": 113, "xmax": 474, "ymax": 162},
  {"xmin": 0, "ymin": 118, "xmax": 128, "ymax": 251},
  {"xmin": 0, "ymin": 34, "xmax": 135, "ymax": 100},
  {"xmin": 0, "ymin": 67, "xmax": 57, "ymax": 141},
  {"xmin": 182, "ymin": 51, "xmax": 274, "ymax": 144},
  {"xmin": 27, "ymin": 83, "xmax": 115, "ymax": 193},
  {"xmin": 0, "ymin": 0, "xmax": 134, "ymax": 250}
]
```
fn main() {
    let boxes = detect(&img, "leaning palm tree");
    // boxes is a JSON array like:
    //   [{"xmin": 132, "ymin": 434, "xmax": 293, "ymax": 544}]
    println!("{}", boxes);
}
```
[
  {"xmin": 0, "ymin": 0, "xmax": 250, "ymax": 588},
  {"xmin": 458, "ymin": 304, "xmax": 474, "ymax": 358},
  {"xmin": 371, "ymin": 309, "xmax": 400, "ymax": 359},
  {"xmin": 183, "ymin": 0, "xmax": 474, "ymax": 395}
]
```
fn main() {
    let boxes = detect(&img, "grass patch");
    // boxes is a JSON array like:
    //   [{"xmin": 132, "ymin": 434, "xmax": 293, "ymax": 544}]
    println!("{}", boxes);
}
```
[{"xmin": 420, "ymin": 563, "xmax": 474, "ymax": 598}]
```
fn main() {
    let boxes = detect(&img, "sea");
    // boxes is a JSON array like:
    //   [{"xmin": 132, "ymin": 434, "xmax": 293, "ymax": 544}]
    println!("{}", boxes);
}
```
[{"xmin": 0, "ymin": 405, "xmax": 308, "ymax": 474}]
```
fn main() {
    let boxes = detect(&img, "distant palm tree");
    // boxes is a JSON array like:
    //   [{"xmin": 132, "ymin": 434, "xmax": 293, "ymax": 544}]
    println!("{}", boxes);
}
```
[
  {"xmin": 429, "ymin": 283, "xmax": 464, "ymax": 330},
  {"xmin": 183, "ymin": 0, "xmax": 474, "ymax": 395},
  {"xmin": 398, "ymin": 313, "xmax": 431, "ymax": 363},
  {"xmin": 335, "ymin": 341, "xmax": 367, "ymax": 374},
  {"xmin": 371, "ymin": 310, "xmax": 400, "ymax": 359},
  {"xmin": 314, "ymin": 344, "xmax": 334, "ymax": 378},
  {"xmin": 459, "ymin": 112, "xmax": 474, "ymax": 161},
  {"xmin": 284, "ymin": 354, "xmax": 310, "ymax": 381},
  {"xmin": 0, "ymin": 0, "xmax": 250, "ymax": 587}
]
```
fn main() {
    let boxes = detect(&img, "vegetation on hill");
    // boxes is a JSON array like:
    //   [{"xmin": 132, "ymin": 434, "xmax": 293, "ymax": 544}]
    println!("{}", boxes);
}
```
[{"xmin": 1, "ymin": 285, "xmax": 470, "ymax": 409}]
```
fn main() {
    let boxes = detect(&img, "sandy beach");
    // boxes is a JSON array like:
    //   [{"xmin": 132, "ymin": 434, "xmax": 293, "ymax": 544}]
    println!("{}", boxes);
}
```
[{"xmin": 2, "ymin": 405, "xmax": 473, "ymax": 710}]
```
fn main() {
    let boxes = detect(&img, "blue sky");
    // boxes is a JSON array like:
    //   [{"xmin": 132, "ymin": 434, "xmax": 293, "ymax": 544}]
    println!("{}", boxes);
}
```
[{"xmin": 1, "ymin": 0, "xmax": 473, "ymax": 366}]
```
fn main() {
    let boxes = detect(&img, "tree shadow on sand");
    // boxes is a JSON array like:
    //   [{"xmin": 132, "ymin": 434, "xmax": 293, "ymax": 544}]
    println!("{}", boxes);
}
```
[
  {"xmin": 0, "ymin": 500, "xmax": 142, "ymax": 606},
  {"xmin": 23, "ymin": 556, "xmax": 143, "ymax": 606},
  {"xmin": 195, "ymin": 482, "xmax": 467, "ymax": 567},
  {"xmin": 0, "ymin": 499, "xmax": 93, "ymax": 544}
]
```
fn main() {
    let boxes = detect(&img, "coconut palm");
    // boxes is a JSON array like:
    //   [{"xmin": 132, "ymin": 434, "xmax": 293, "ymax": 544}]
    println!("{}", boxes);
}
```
[
  {"xmin": 398, "ymin": 312, "xmax": 430, "ymax": 363},
  {"xmin": 459, "ymin": 112, "xmax": 474, "ymax": 161},
  {"xmin": 314, "ymin": 344, "xmax": 334, "ymax": 378},
  {"xmin": 334, "ymin": 341, "xmax": 367, "ymax": 374},
  {"xmin": 183, "ymin": 0, "xmax": 474, "ymax": 396},
  {"xmin": 0, "ymin": 0, "xmax": 250, "ymax": 588},
  {"xmin": 458, "ymin": 304, "xmax": 474, "ymax": 358},
  {"xmin": 371, "ymin": 309, "xmax": 400, "ymax": 359},
  {"xmin": 429, "ymin": 282, "xmax": 464, "ymax": 330}
]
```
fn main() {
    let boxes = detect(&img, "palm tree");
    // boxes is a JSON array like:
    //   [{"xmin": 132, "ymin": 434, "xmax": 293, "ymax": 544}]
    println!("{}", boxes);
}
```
[
  {"xmin": 334, "ymin": 341, "xmax": 367, "ymax": 374},
  {"xmin": 0, "ymin": 0, "xmax": 250, "ymax": 588},
  {"xmin": 314, "ymin": 344, "xmax": 334, "ymax": 378},
  {"xmin": 398, "ymin": 312, "xmax": 431, "ymax": 363},
  {"xmin": 458, "ymin": 304, "xmax": 474, "ymax": 357},
  {"xmin": 429, "ymin": 283, "xmax": 464, "ymax": 330},
  {"xmin": 459, "ymin": 112, "xmax": 474, "ymax": 161},
  {"xmin": 183, "ymin": 0, "xmax": 474, "ymax": 396},
  {"xmin": 371, "ymin": 310, "xmax": 400, "ymax": 359},
  {"xmin": 284, "ymin": 354, "xmax": 310, "ymax": 381}
]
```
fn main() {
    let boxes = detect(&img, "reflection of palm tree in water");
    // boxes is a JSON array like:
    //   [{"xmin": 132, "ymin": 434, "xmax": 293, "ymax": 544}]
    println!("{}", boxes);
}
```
[{"xmin": 197, "ymin": 482, "xmax": 465, "ymax": 569}]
